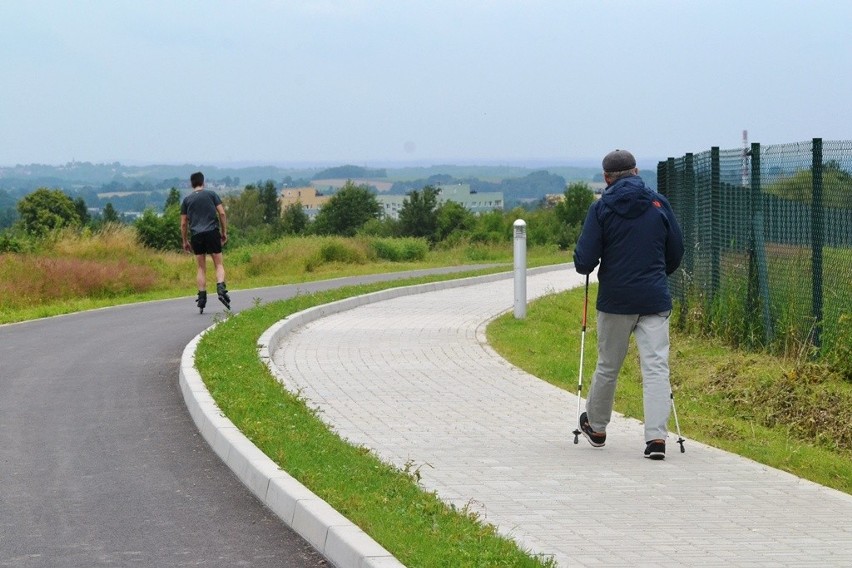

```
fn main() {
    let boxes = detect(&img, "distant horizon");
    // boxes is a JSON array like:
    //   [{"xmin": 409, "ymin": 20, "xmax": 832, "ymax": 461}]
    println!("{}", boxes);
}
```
[{"xmin": 1, "ymin": 156, "xmax": 665, "ymax": 172}]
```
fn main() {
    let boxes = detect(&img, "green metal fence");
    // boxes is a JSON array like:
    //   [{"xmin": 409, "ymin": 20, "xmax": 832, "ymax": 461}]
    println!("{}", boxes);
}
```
[{"xmin": 658, "ymin": 138, "xmax": 852, "ymax": 373}]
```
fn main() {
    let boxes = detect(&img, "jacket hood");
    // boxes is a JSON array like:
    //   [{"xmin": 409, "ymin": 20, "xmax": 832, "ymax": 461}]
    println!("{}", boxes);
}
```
[{"xmin": 601, "ymin": 175, "xmax": 654, "ymax": 219}]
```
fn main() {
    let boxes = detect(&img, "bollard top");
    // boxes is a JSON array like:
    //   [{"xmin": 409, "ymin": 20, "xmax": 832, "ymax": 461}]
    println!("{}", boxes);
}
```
[{"xmin": 513, "ymin": 219, "xmax": 526, "ymax": 227}]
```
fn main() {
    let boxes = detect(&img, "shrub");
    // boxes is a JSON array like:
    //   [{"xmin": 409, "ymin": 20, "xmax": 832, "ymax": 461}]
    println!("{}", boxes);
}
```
[
  {"xmin": 135, "ymin": 206, "xmax": 182, "ymax": 251},
  {"xmin": 0, "ymin": 232, "xmax": 26, "ymax": 253},
  {"xmin": 305, "ymin": 239, "xmax": 367, "ymax": 272},
  {"xmin": 358, "ymin": 218, "xmax": 399, "ymax": 238},
  {"xmin": 370, "ymin": 238, "xmax": 428, "ymax": 262},
  {"xmin": 708, "ymin": 359, "xmax": 852, "ymax": 452},
  {"xmin": 320, "ymin": 240, "xmax": 365, "ymax": 263},
  {"xmin": 400, "ymin": 238, "xmax": 428, "ymax": 261}
]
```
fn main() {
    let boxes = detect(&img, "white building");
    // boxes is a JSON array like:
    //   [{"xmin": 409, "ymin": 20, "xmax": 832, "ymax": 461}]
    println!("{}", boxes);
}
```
[{"xmin": 376, "ymin": 184, "xmax": 503, "ymax": 220}]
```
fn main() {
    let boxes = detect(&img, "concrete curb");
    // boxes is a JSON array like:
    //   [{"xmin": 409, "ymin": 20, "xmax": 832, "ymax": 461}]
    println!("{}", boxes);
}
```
[{"xmin": 179, "ymin": 264, "xmax": 570, "ymax": 567}]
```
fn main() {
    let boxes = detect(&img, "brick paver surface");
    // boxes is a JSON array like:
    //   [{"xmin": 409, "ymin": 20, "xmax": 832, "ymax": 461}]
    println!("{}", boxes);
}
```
[{"xmin": 271, "ymin": 267, "xmax": 852, "ymax": 567}]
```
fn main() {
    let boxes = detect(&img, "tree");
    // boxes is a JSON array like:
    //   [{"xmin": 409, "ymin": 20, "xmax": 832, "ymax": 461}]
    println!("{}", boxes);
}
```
[
  {"xmin": 134, "ymin": 206, "xmax": 181, "ymax": 251},
  {"xmin": 555, "ymin": 182, "xmax": 595, "ymax": 226},
  {"xmin": 553, "ymin": 182, "xmax": 595, "ymax": 249},
  {"xmin": 164, "ymin": 187, "xmax": 181, "ymax": 211},
  {"xmin": 74, "ymin": 196, "xmax": 90, "ymax": 226},
  {"xmin": 311, "ymin": 181, "xmax": 381, "ymax": 236},
  {"xmin": 281, "ymin": 202, "xmax": 309, "ymax": 235},
  {"xmin": 471, "ymin": 210, "xmax": 511, "ymax": 244},
  {"xmin": 258, "ymin": 180, "xmax": 280, "ymax": 225},
  {"xmin": 224, "ymin": 186, "xmax": 264, "ymax": 231},
  {"xmin": 398, "ymin": 185, "xmax": 439, "ymax": 242},
  {"xmin": 102, "ymin": 202, "xmax": 120, "ymax": 223},
  {"xmin": 435, "ymin": 200, "xmax": 475, "ymax": 242},
  {"xmin": 17, "ymin": 188, "xmax": 82, "ymax": 236}
]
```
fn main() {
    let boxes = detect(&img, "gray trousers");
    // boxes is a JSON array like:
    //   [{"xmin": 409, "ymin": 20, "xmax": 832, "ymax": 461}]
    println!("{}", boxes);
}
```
[{"xmin": 585, "ymin": 310, "xmax": 672, "ymax": 442}]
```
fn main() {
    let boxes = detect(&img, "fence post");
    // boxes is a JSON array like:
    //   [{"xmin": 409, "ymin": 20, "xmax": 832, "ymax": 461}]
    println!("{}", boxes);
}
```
[
  {"xmin": 684, "ymin": 153, "xmax": 695, "ymax": 280},
  {"xmin": 749, "ymin": 142, "xmax": 773, "ymax": 345},
  {"xmin": 811, "ymin": 138, "xmax": 824, "ymax": 350},
  {"xmin": 513, "ymin": 219, "xmax": 527, "ymax": 319},
  {"xmin": 666, "ymin": 157, "xmax": 678, "ymax": 265},
  {"xmin": 710, "ymin": 148, "xmax": 721, "ymax": 299}
]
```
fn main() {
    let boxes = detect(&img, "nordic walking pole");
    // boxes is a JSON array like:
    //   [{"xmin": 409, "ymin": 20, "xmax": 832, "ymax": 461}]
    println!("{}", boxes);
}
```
[
  {"xmin": 671, "ymin": 391, "xmax": 686, "ymax": 453},
  {"xmin": 572, "ymin": 274, "xmax": 590, "ymax": 444}
]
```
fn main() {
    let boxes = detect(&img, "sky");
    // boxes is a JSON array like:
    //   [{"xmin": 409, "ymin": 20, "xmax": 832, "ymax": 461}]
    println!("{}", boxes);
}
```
[{"xmin": 1, "ymin": 0, "xmax": 850, "ymax": 169}]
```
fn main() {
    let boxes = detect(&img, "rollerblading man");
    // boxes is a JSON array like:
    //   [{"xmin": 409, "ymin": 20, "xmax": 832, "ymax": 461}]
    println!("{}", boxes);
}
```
[{"xmin": 180, "ymin": 171, "xmax": 231, "ymax": 313}]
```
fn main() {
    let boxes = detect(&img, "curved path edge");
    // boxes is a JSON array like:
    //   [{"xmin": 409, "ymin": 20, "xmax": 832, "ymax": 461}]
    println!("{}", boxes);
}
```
[{"xmin": 179, "ymin": 264, "xmax": 569, "ymax": 568}]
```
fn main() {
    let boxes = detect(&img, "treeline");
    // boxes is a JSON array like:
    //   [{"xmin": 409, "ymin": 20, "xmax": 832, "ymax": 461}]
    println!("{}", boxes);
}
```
[
  {"xmin": 389, "ymin": 170, "xmax": 571, "ymax": 208},
  {"xmin": 0, "ymin": 180, "xmax": 596, "ymax": 256},
  {"xmin": 143, "ymin": 180, "xmax": 595, "ymax": 252},
  {"xmin": 0, "ymin": 176, "xmax": 313, "ymax": 230},
  {"xmin": 0, "ymin": 162, "xmax": 596, "ymax": 223},
  {"xmin": 0, "ymin": 161, "xmax": 320, "ymax": 188}
]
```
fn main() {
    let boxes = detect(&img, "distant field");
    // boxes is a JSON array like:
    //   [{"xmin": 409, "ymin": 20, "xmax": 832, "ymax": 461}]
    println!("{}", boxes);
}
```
[
  {"xmin": 97, "ymin": 191, "xmax": 159, "ymax": 198},
  {"xmin": 311, "ymin": 178, "xmax": 395, "ymax": 192}
]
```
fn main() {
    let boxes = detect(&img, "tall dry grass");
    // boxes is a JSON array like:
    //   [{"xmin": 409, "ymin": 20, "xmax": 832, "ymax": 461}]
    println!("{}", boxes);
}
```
[
  {"xmin": 0, "ymin": 255, "xmax": 157, "ymax": 307},
  {"xmin": 1, "ymin": 227, "xmax": 566, "ymax": 323},
  {"xmin": 0, "ymin": 225, "xmax": 180, "ymax": 313}
]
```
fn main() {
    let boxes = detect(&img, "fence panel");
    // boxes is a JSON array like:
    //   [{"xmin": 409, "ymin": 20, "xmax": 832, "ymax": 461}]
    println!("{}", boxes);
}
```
[{"xmin": 660, "ymin": 139, "xmax": 852, "ymax": 370}]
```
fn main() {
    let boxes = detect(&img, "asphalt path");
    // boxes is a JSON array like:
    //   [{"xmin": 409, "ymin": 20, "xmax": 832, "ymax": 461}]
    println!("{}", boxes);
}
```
[{"xmin": 0, "ymin": 266, "xmax": 488, "ymax": 567}]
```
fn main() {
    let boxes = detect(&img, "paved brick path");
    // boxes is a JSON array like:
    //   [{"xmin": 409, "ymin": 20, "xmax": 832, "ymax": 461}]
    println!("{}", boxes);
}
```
[{"xmin": 269, "ymin": 266, "xmax": 852, "ymax": 567}]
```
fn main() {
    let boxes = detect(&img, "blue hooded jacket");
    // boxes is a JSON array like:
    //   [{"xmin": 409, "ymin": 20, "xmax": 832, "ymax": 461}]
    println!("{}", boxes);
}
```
[{"xmin": 573, "ymin": 175, "xmax": 684, "ymax": 314}]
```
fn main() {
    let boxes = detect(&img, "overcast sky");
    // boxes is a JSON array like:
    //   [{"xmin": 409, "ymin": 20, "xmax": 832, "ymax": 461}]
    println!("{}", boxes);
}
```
[{"xmin": 1, "ymin": 1, "xmax": 849, "ymax": 169}]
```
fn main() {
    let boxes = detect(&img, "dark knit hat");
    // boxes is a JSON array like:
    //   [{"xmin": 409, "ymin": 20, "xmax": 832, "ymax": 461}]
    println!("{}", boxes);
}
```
[{"xmin": 602, "ymin": 149, "xmax": 636, "ymax": 173}]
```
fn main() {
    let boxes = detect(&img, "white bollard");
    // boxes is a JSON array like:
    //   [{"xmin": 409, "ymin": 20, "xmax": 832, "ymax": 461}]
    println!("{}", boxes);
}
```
[{"xmin": 513, "ymin": 219, "xmax": 527, "ymax": 319}]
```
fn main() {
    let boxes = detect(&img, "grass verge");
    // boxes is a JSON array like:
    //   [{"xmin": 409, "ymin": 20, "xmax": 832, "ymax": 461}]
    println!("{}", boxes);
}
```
[
  {"xmin": 486, "ymin": 285, "xmax": 852, "ymax": 495},
  {"xmin": 194, "ymin": 271, "xmax": 556, "ymax": 568},
  {"xmin": 0, "ymin": 231, "xmax": 569, "ymax": 324}
]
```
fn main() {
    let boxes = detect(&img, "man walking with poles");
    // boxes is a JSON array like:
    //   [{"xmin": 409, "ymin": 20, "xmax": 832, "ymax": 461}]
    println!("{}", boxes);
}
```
[{"xmin": 573, "ymin": 150, "xmax": 684, "ymax": 459}]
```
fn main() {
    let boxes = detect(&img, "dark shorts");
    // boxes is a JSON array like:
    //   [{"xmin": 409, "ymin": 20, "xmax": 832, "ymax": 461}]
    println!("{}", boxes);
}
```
[{"xmin": 190, "ymin": 229, "xmax": 223, "ymax": 255}]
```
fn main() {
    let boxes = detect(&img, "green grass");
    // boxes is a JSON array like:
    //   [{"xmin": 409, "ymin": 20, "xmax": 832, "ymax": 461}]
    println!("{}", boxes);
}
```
[
  {"xmin": 486, "ymin": 285, "xmax": 852, "ymax": 495},
  {"xmin": 195, "ymin": 274, "xmax": 556, "ymax": 568}
]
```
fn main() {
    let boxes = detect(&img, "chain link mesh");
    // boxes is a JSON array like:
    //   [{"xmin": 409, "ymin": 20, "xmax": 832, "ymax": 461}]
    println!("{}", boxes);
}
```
[{"xmin": 659, "ymin": 139, "xmax": 852, "ymax": 375}]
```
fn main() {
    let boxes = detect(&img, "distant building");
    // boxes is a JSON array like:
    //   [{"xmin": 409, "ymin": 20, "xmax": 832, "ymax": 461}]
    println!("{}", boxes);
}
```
[
  {"xmin": 376, "ymin": 194, "xmax": 407, "ymax": 220},
  {"xmin": 376, "ymin": 184, "xmax": 504, "ymax": 220},
  {"xmin": 279, "ymin": 187, "xmax": 329, "ymax": 219},
  {"xmin": 542, "ymin": 194, "xmax": 565, "ymax": 208},
  {"xmin": 281, "ymin": 183, "xmax": 505, "ymax": 221},
  {"xmin": 436, "ymin": 184, "xmax": 503, "ymax": 213}
]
